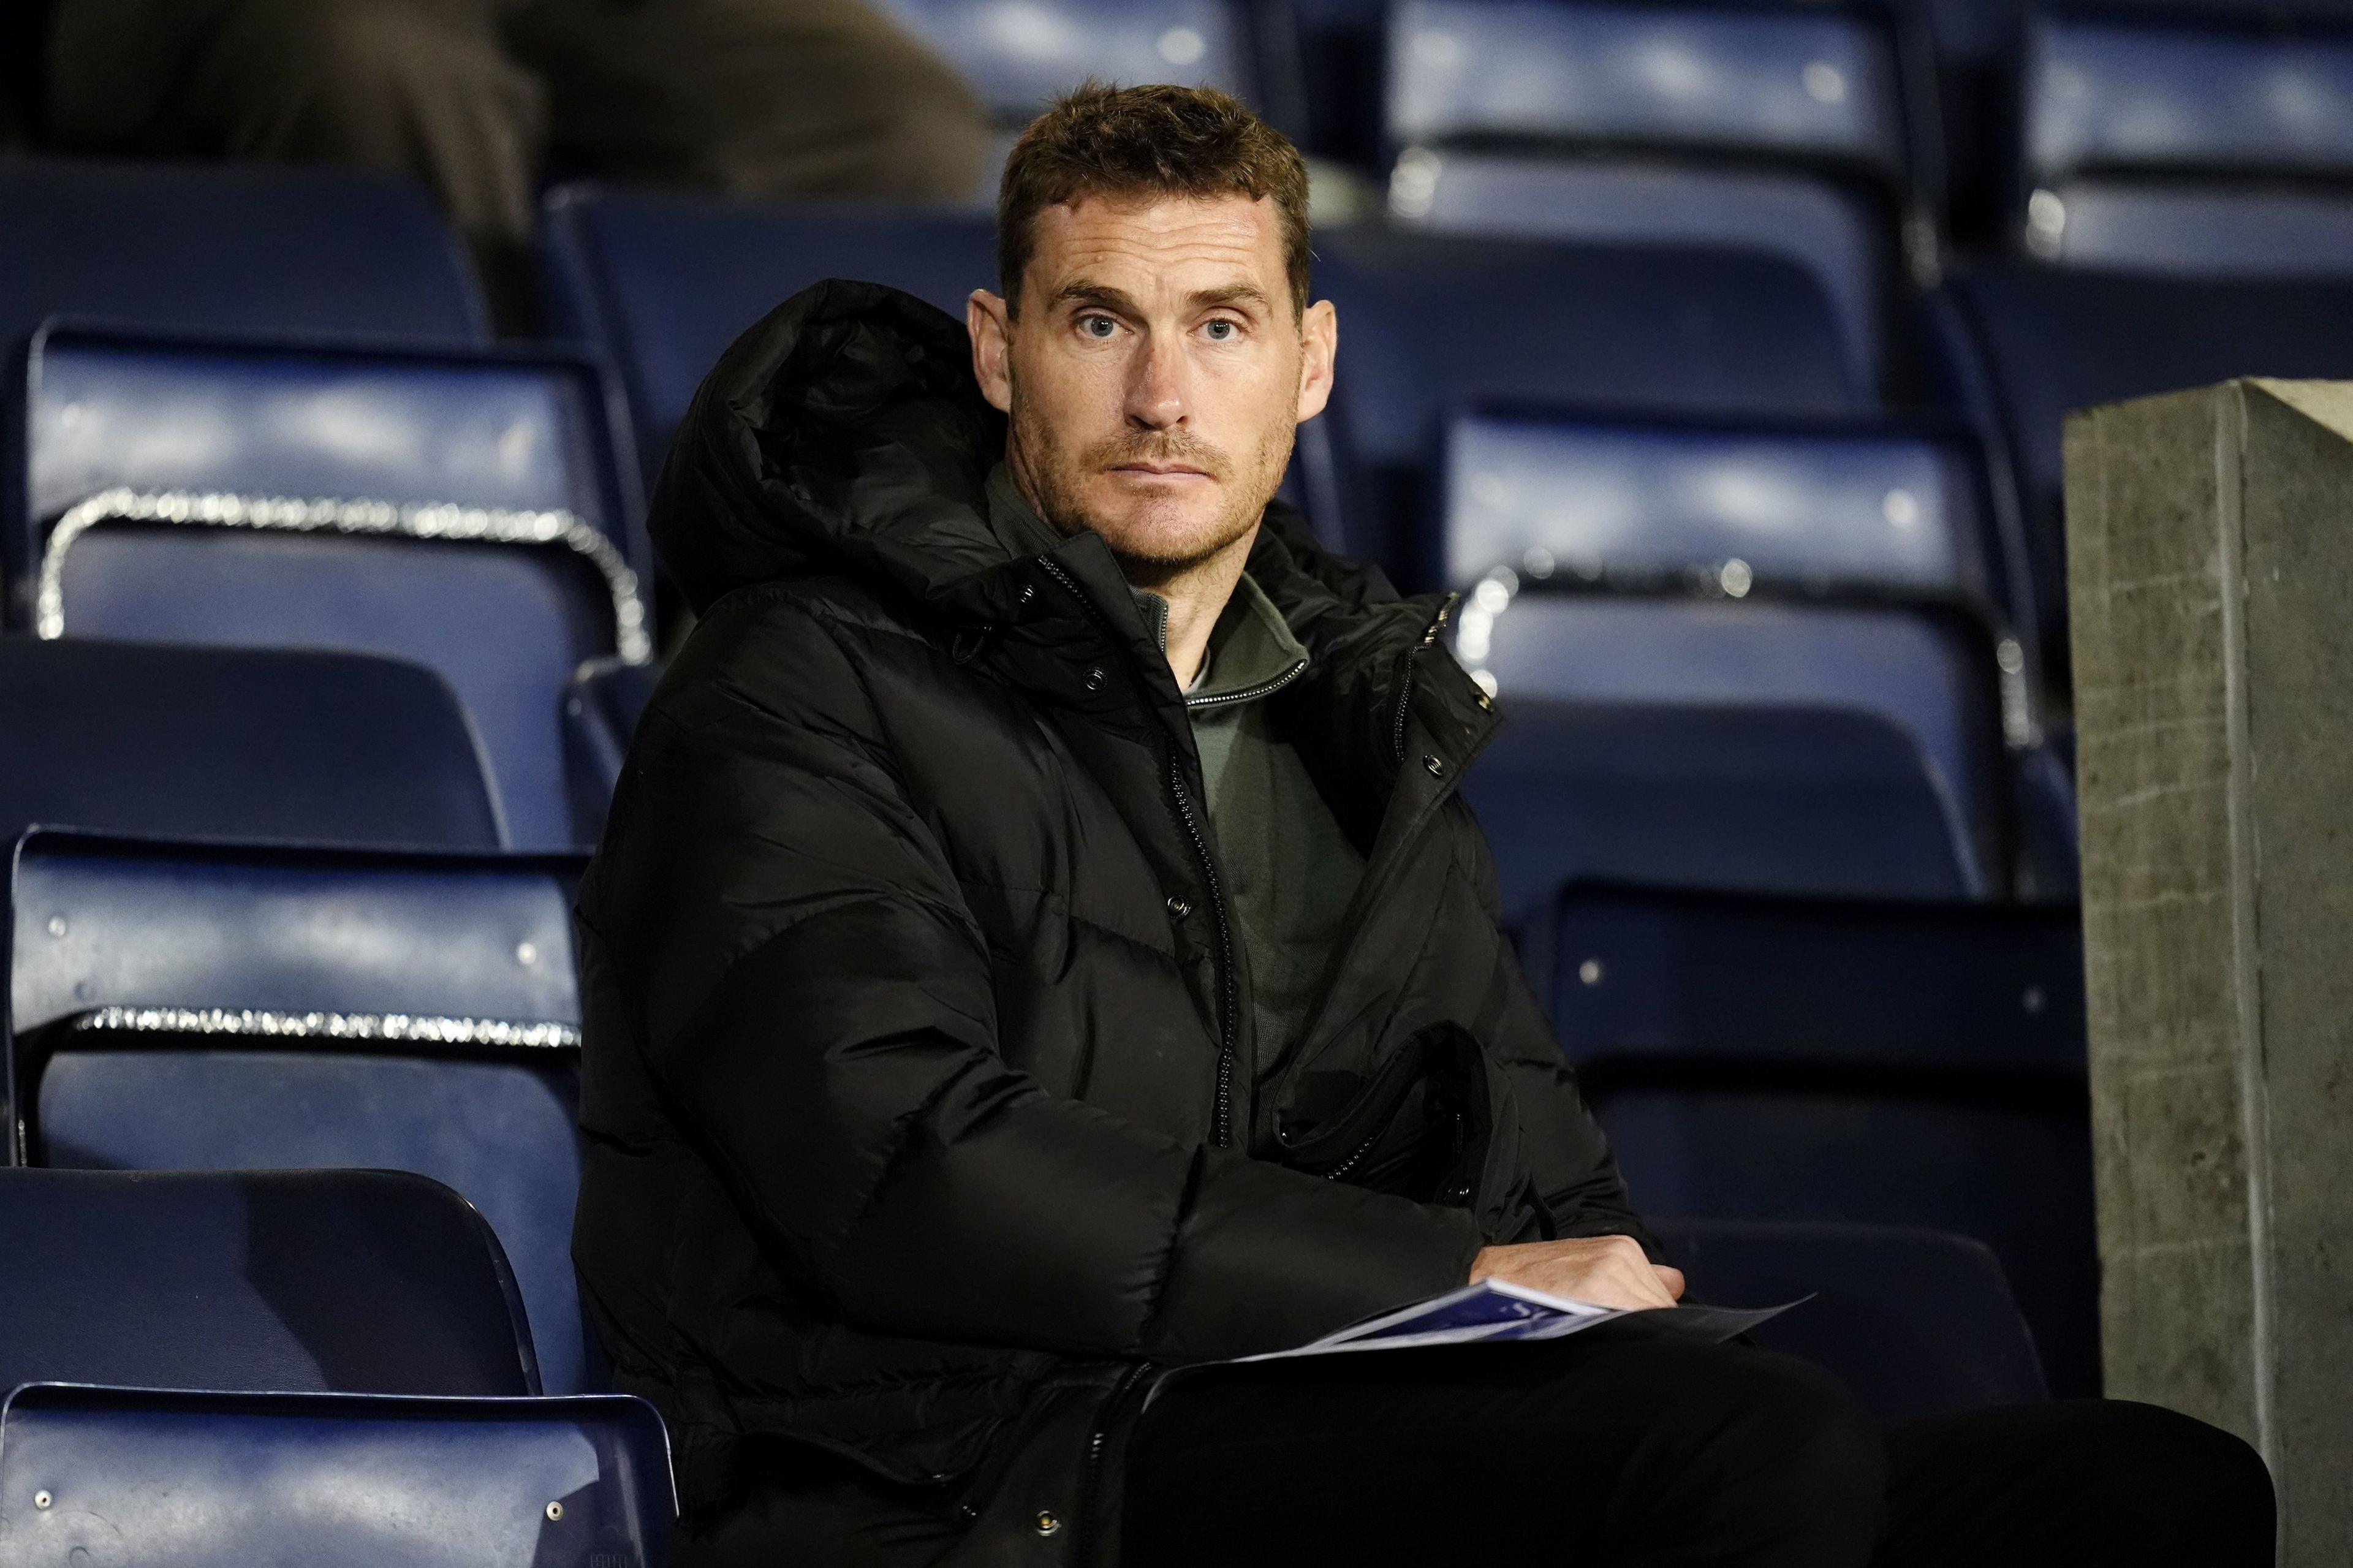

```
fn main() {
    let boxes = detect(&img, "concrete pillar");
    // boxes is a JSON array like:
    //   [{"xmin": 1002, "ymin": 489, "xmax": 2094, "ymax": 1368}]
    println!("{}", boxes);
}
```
[{"xmin": 2067, "ymin": 379, "xmax": 2353, "ymax": 1561}]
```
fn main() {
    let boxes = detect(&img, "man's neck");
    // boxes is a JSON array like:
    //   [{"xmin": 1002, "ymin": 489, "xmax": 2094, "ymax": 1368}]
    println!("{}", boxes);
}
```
[{"xmin": 1125, "ymin": 532, "xmax": 1257, "ymax": 690}]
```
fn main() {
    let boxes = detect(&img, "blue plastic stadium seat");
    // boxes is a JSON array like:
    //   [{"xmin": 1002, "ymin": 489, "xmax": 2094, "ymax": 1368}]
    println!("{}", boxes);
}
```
[
  {"xmin": 0, "ymin": 638, "xmax": 501, "ymax": 849},
  {"xmin": 9, "ymin": 831, "xmax": 598, "ymax": 1396},
  {"xmin": 1552, "ymin": 887, "xmax": 2084, "ymax": 1075},
  {"xmin": 1321, "ymin": 229, "xmax": 1873, "ymax": 471},
  {"xmin": 0, "ymin": 1166, "xmax": 535, "ymax": 1397},
  {"xmin": 2019, "ymin": 11, "xmax": 2353, "ymax": 275},
  {"xmin": 541, "ymin": 186, "xmax": 998, "ymax": 480},
  {"xmin": 0, "ymin": 1385, "xmax": 674, "ymax": 1567},
  {"xmin": 1439, "ymin": 409, "xmax": 2015, "ymax": 622},
  {"xmin": 15, "ymin": 324, "xmax": 652, "ymax": 849},
  {"xmin": 1317, "ymin": 228, "xmax": 1871, "ymax": 581},
  {"xmin": 1555, "ymin": 884, "xmax": 2095, "ymax": 1396},
  {"xmin": 1457, "ymin": 590, "xmax": 2017, "ymax": 889},
  {"xmin": 1652, "ymin": 1218, "xmax": 2047, "ymax": 1420},
  {"xmin": 871, "ymin": 0, "xmax": 1302, "ymax": 199},
  {"xmin": 0, "ymin": 157, "xmax": 487, "ymax": 357},
  {"xmin": 1385, "ymin": 0, "xmax": 1922, "ymax": 388},
  {"xmin": 1463, "ymin": 699, "xmax": 1977, "ymax": 935},
  {"xmin": 875, "ymin": 0, "xmax": 1271, "ymax": 119},
  {"xmin": 1931, "ymin": 262, "xmax": 2353, "ymax": 680}
]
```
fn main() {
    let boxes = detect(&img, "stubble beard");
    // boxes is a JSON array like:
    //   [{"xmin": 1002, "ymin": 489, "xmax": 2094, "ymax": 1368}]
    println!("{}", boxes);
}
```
[{"xmin": 1010, "ymin": 403, "xmax": 1296, "ymax": 583}]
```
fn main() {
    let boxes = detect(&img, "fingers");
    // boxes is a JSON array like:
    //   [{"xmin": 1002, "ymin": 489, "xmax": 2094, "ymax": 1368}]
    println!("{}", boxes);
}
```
[
  {"xmin": 1469, "ymin": 1236, "xmax": 1682, "ymax": 1311},
  {"xmin": 1583, "ymin": 1241, "xmax": 1675, "ymax": 1311}
]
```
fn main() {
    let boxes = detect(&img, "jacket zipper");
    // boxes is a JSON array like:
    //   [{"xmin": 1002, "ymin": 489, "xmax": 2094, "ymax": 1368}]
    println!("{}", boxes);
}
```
[
  {"xmin": 1390, "ymin": 594, "xmax": 1458, "ymax": 762},
  {"xmin": 1074, "ymin": 1360, "xmax": 1153, "ymax": 1564},
  {"xmin": 1038, "ymin": 555, "xmax": 1244, "ymax": 1149},
  {"xmin": 1170, "ymin": 754, "xmax": 1241, "ymax": 1148},
  {"xmin": 1183, "ymin": 654, "xmax": 1307, "ymax": 713},
  {"xmin": 1324, "ymin": 1126, "xmax": 1382, "ymax": 1183},
  {"xmin": 1306, "ymin": 1028, "xmax": 1430, "ymax": 1184}
]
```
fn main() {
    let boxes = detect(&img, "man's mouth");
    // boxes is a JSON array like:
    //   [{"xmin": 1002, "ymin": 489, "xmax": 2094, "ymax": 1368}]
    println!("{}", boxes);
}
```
[{"xmin": 1108, "ymin": 462, "xmax": 1213, "ymax": 479}]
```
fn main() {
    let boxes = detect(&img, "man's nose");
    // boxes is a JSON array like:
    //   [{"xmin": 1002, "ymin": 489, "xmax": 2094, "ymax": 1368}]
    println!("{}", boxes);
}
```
[{"xmin": 1124, "ymin": 329, "xmax": 1189, "ymax": 429}]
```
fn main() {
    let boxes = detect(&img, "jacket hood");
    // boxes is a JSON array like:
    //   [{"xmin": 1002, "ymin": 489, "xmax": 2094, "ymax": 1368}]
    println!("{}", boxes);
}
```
[{"xmin": 651, "ymin": 279, "xmax": 1012, "ymax": 618}]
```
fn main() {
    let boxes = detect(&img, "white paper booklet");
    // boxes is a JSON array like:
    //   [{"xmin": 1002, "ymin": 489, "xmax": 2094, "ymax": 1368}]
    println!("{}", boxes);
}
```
[{"xmin": 1231, "ymin": 1280, "xmax": 1802, "ymax": 1364}]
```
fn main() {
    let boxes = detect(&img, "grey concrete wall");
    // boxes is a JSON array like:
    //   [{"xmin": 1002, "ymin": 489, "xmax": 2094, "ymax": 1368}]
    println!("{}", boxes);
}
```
[{"xmin": 2067, "ymin": 379, "xmax": 2353, "ymax": 1563}]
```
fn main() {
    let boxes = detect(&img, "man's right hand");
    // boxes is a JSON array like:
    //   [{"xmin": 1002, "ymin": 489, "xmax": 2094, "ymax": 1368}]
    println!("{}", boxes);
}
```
[{"xmin": 1469, "ymin": 1235, "xmax": 1684, "ymax": 1311}]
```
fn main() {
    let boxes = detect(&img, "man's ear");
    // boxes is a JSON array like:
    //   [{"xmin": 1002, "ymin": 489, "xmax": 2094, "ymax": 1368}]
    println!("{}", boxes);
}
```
[
  {"xmin": 968, "ymin": 289, "xmax": 1014, "ymax": 414},
  {"xmin": 1295, "ymin": 298, "xmax": 1337, "ymax": 423}
]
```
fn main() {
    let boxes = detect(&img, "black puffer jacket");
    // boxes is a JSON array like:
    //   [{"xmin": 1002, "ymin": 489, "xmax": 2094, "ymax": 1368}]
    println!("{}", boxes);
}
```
[{"xmin": 572, "ymin": 282, "xmax": 1648, "ymax": 1562}]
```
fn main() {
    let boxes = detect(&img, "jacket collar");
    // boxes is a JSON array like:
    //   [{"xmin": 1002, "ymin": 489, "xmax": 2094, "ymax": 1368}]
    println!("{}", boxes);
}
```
[{"xmin": 985, "ymin": 461, "xmax": 1307, "ymax": 710}]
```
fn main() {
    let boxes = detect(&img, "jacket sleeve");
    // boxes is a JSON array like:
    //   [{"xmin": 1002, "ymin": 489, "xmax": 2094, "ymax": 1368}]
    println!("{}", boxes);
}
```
[{"xmin": 593, "ymin": 602, "xmax": 1483, "ymax": 1364}]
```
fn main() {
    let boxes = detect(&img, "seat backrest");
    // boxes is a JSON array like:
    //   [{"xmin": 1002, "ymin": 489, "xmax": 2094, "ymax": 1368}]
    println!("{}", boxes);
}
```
[
  {"xmin": 0, "ymin": 1167, "xmax": 534, "ymax": 1397},
  {"xmin": 18, "ymin": 326, "xmax": 653, "ymax": 849},
  {"xmin": 0, "ymin": 1385, "xmax": 673, "ymax": 1567},
  {"xmin": 1317, "ymin": 230, "xmax": 1871, "ymax": 482},
  {"xmin": 0, "ymin": 157, "xmax": 486, "ymax": 357},
  {"xmin": 540, "ymin": 187, "xmax": 997, "ymax": 483},
  {"xmin": 2026, "ymin": 10, "xmax": 2353, "ymax": 185},
  {"xmin": 1653, "ymin": 1218, "xmax": 2047, "ymax": 1419},
  {"xmin": 1462, "ymin": 700, "xmax": 1977, "ymax": 941},
  {"xmin": 2019, "ymin": 12, "xmax": 2353, "ymax": 273},
  {"xmin": 1458, "ymin": 591, "xmax": 2015, "ymax": 885},
  {"xmin": 875, "ymin": 0, "xmax": 1264, "ymax": 121},
  {"xmin": 1548, "ymin": 883, "xmax": 2084, "ymax": 1075},
  {"xmin": 9, "ymin": 831, "xmax": 596, "ymax": 1395},
  {"xmin": 1440, "ymin": 409, "xmax": 2006, "ymax": 612},
  {"xmin": 1599, "ymin": 1067, "xmax": 2097, "ymax": 1396},
  {"xmin": 1568, "ymin": 880, "xmax": 2097, "ymax": 1396},
  {"xmin": 18, "ymin": 326, "xmax": 644, "ymax": 578},
  {"xmin": 1382, "ymin": 0, "xmax": 1917, "ymax": 384},
  {"xmin": 1388, "ymin": 0, "xmax": 1909, "ymax": 180},
  {"xmin": 1390, "ymin": 156, "xmax": 1895, "ymax": 396},
  {"xmin": 1934, "ymin": 262, "xmax": 2353, "ymax": 675},
  {"xmin": 0, "ymin": 638, "xmax": 502, "ymax": 850}
]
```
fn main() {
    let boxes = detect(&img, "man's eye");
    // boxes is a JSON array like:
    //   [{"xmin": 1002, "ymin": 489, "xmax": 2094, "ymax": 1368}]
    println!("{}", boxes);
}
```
[
  {"xmin": 1080, "ymin": 315, "xmax": 1118, "ymax": 339},
  {"xmin": 1203, "ymin": 319, "xmax": 1239, "ymax": 342}
]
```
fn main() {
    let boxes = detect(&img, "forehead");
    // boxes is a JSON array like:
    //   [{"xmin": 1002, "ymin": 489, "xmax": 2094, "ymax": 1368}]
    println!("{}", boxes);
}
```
[{"xmin": 1025, "ymin": 192, "xmax": 1284, "ymax": 296}]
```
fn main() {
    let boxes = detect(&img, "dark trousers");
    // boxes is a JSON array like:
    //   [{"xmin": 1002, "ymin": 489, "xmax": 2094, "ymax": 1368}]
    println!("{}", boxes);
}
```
[
  {"xmin": 43, "ymin": 0, "xmax": 990, "ymax": 322},
  {"xmin": 1123, "ymin": 1328, "xmax": 2276, "ymax": 1568}
]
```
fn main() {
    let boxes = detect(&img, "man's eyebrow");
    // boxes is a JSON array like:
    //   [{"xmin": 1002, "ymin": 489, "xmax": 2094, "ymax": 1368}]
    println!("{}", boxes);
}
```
[
  {"xmin": 1186, "ymin": 283, "xmax": 1271, "ymax": 312},
  {"xmin": 1049, "ymin": 281, "xmax": 1142, "ymax": 314}
]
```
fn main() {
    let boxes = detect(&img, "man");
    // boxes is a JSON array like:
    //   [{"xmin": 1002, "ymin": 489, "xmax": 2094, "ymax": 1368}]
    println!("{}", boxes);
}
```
[
  {"xmin": 34, "ymin": 0, "xmax": 986, "ymax": 326},
  {"xmin": 573, "ymin": 83, "xmax": 2273, "ymax": 1567}
]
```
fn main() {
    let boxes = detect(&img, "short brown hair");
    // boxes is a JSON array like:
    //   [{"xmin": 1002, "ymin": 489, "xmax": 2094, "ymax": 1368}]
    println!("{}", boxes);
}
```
[{"xmin": 996, "ymin": 81, "xmax": 1312, "ymax": 318}]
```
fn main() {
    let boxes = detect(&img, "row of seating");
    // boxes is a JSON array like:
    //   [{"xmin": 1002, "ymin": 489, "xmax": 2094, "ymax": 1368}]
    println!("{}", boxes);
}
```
[
  {"xmin": 0, "ymin": 1167, "xmax": 673, "ymax": 1566},
  {"xmin": 872, "ymin": 0, "xmax": 2353, "ymax": 273},
  {"xmin": 0, "ymin": 632, "xmax": 2092, "ymax": 1396},
  {"xmin": 0, "ymin": 665, "xmax": 2069, "ymax": 1423},
  {"xmin": 0, "ymin": 1163, "xmax": 2036, "ymax": 1562}
]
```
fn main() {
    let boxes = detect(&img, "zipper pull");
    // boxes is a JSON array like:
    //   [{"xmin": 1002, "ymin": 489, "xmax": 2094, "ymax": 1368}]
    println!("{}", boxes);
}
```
[{"xmin": 1419, "ymin": 593, "xmax": 1461, "ymax": 648}]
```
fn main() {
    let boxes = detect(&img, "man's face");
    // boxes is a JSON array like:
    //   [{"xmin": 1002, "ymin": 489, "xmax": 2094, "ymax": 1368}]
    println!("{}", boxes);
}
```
[{"xmin": 969, "ymin": 193, "xmax": 1337, "ymax": 583}]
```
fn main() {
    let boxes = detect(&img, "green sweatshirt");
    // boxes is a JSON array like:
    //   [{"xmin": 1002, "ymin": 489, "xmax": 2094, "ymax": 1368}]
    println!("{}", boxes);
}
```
[{"xmin": 987, "ymin": 466, "xmax": 1366, "ymax": 1074}]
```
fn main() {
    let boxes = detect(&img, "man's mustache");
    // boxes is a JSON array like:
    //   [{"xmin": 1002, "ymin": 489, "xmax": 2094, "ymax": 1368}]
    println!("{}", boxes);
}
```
[{"xmin": 1087, "ymin": 432, "xmax": 1230, "ymax": 479}]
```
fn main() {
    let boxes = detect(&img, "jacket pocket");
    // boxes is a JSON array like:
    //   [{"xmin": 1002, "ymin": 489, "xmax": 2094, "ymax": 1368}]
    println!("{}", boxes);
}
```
[{"xmin": 1278, "ymin": 1025, "xmax": 1489, "ymax": 1205}]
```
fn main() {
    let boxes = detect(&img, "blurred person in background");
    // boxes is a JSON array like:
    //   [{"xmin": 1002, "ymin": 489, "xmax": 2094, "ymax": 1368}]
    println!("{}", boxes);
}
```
[{"xmin": 26, "ymin": 0, "xmax": 988, "ymax": 325}]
